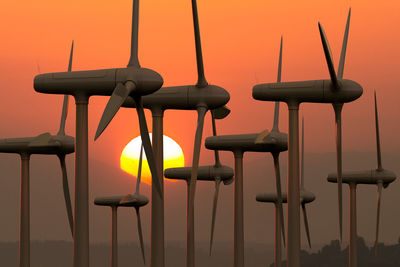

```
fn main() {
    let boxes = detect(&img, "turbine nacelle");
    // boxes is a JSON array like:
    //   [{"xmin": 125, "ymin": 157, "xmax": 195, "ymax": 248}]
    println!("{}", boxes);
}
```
[
  {"xmin": 205, "ymin": 132, "xmax": 287, "ymax": 153},
  {"xmin": 164, "ymin": 165, "xmax": 233, "ymax": 184},
  {"xmin": 252, "ymin": 79, "xmax": 362, "ymax": 105},
  {"xmin": 34, "ymin": 67, "xmax": 163, "ymax": 97},
  {"xmin": 256, "ymin": 190, "xmax": 315, "ymax": 204},
  {"xmin": 94, "ymin": 194, "xmax": 148, "ymax": 207},
  {"xmin": 0, "ymin": 134, "xmax": 74, "ymax": 155},
  {"xmin": 122, "ymin": 84, "xmax": 230, "ymax": 111},
  {"xmin": 327, "ymin": 169, "xmax": 396, "ymax": 187}
]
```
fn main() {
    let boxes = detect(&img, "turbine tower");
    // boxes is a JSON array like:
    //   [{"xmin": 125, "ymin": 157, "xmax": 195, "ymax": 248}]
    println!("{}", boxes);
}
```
[
  {"xmin": 164, "ymin": 107, "xmax": 234, "ymax": 261},
  {"xmin": 205, "ymin": 37, "xmax": 287, "ymax": 267},
  {"xmin": 114, "ymin": 0, "xmax": 230, "ymax": 265},
  {"xmin": 256, "ymin": 117, "xmax": 315, "ymax": 267},
  {"xmin": 0, "ymin": 43, "xmax": 75, "ymax": 267},
  {"xmin": 94, "ymin": 145, "xmax": 148, "ymax": 267},
  {"xmin": 33, "ymin": 1, "xmax": 163, "ymax": 266},
  {"xmin": 252, "ymin": 9, "xmax": 362, "ymax": 267},
  {"xmin": 327, "ymin": 92, "xmax": 396, "ymax": 267}
]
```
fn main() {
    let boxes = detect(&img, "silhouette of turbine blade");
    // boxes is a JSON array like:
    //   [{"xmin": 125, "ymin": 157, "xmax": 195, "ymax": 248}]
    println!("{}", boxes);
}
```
[
  {"xmin": 374, "ymin": 182, "xmax": 383, "ymax": 256},
  {"xmin": 273, "ymin": 153, "xmax": 286, "ymax": 247},
  {"xmin": 58, "ymin": 41, "xmax": 74, "ymax": 136},
  {"xmin": 209, "ymin": 179, "xmax": 221, "ymax": 255},
  {"xmin": 301, "ymin": 202, "xmax": 312, "ymax": 248},
  {"xmin": 135, "ymin": 207, "xmax": 146, "ymax": 264},
  {"xmin": 318, "ymin": 23, "xmax": 339, "ymax": 90},
  {"xmin": 95, "ymin": 82, "xmax": 136, "ymax": 140},
  {"xmin": 337, "ymin": 8, "xmax": 351, "ymax": 80},
  {"xmin": 136, "ymin": 145, "xmax": 144, "ymax": 194},
  {"xmin": 333, "ymin": 103, "xmax": 344, "ymax": 242},
  {"xmin": 187, "ymin": 106, "xmax": 207, "ymax": 229},
  {"xmin": 127, "ymin": 0, "xmax": 140, "ymax": 68},
  {"xmin": 191, "ymin": 0, "xmax": 207, "ymax": 87},
  {"xmin": 135, "ymin": 96, "xmax": 163, "ymax": 198},
  {"xmin": 374, "ymin": 91, "xmax": 382, "ymax": 170},
  {"xmin": 58, "ymin": 154, "xmax": 74, "ymax": 236},
  {"xmin": 273, "ymin": 36, "xmax": 283, "ymax": 131}
]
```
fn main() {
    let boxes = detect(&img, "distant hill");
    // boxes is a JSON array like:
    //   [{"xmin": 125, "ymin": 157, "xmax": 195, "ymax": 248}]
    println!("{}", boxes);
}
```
[
  {"xmin": 0, "ymin": 241, "xmax": 273, "ymax": 267},
  {"xmin": 276, "ymin": 237, "xmax": 400, "ymax": 267}
]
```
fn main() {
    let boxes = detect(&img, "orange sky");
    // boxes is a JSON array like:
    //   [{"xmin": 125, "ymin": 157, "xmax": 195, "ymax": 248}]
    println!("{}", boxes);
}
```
[{"xmin": 0, "ymin": 0, "xmax": 399, "ymax": 169}]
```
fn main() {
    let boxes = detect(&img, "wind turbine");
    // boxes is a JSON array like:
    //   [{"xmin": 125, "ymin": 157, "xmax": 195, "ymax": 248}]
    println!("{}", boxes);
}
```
[
  {"xmin": 109, "ymin": 0, "xmax": 230, "ymax": 266},
  {"xmin": 94, "ymin": 145, "xmax": 148, "ymax": 267},
  {"xmin": 164, "ymin": 107, "xmax": 233, "ymax": 260},
  {"xmin": 0, "ymin": 43, "xmax": 75, "ymax": 267},
  {"xmin": 327, "ymin": 92, "xmax": 396, "ymax": 267},
  {"xmin": 33, "ymin": 1, "xmax": 163, "ymax": 266},
  {"xmin": 205, "ymin": 38, "xmax": 287, "ymax": 267},
  {"xmin": 256, "ymin": 117, "xmax": 315, "ymax": 267},
  {"xmin": 252, "ymin": 9, "xmax": 362, "ymax": 267}
]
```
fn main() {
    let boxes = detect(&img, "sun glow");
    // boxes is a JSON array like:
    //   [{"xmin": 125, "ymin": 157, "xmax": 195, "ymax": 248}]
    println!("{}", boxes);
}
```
[{"xmin": 120, "ymin": 134, "xmax": 185, "ymax": 184}]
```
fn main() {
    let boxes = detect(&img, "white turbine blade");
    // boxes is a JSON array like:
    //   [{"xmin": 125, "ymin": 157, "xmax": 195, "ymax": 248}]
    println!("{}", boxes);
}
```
[
  {"xmin": 301, "ymin": 203, "xmax": 312, "ymax": 248},
  {"xmin": 374, "ymin": 91, "xmax": 382, "ymax": 170}
]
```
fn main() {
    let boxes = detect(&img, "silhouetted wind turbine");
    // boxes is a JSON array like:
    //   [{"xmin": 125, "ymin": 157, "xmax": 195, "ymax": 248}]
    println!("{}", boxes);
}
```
[
  {"xmin": 256, "ymin": 117, "xmax": 315, "ymax": 267},
  {"xmin": 94, "ymin": 145, "xmax": 148, "ymax": 267},
  {"xmin": 33, "ymin": 1, "xmax": 163, "ymax": 266},
  {"xmin": 0, "ymin": 43, "xmax": 75, "ymax": 267},
  {"xmin": 252, "ymin": 9, "xmax": 362, "ymax": 267},
  {"xmin": 205, "ymin": 38, "xmax": 287, "ymax": 267},
  {"xmin": 164, "ymin": 107, "xmax": 233, "ymax": 262},
  {"xmin": 327, "ymin": 92, "xmax": 396, "ymax": 267},
  {"xmin": 121, "ymin": 1, "xmax": 229, "ymax": 266}
]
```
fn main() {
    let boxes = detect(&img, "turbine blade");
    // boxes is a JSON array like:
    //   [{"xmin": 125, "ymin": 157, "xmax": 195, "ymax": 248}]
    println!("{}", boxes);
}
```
[
  {"xmin": 191, "ymin": 0, "xmax": 208, "ymax": 87},
  {"xmin": 374, "ymin": 91, "xmax": 382, "ymax": 170},
  {"xmin": 301, "ymin": 203, "xmax": 312, "ymax": 248},
  {"xmin": 95, "ymin": 82, "xmax": 135, "ymax": 140},
  {"xmin": 58, "ymin": 41, "xmax": 74, "ymax": 136},
  {"xmin": 301, "ymin": 117, "xmax": 304, "ymax": 188},
  {"xmin": 135, "ymin": 96, "xmax": 163, "ymax": 198},
  {"xmin": 277, "ymin": 36, "xmax": 283, "ymax": 83},
  {"xmin": 187, "ymin": 106, "xmax": 208, "ymax": 232},
  {"xmin": 273, "ymin": 153, "xmax": 286, "ymax": 247},
  {"xmin": 209, "ymin": 179, "xmax": 221, "ymax": 255},
  {"xmin": 58, "ymin": 155, "xmax": 74, "ymax": 237},
  {"xmin": 68, "ymin": 40, "xmax": 74, "ymax": 72},
  {"xmin": 135, "ymin": 207, "xmax": 146, "ymax": 264},
  {"xmin": 333, "ymin": 103, "xmax": 343, "ymax": 242},
  {"xmin": 374, "ymin": 182, "xmax": 383, "ymax": 256},
  {"xmin": 272, "ymin": 36, "xmax": 283, "ymax": 131},
  {"xmin": 318, "ymin": 23, "xmax": 339, "ymax": 90},
  {"xmin": 337, "ymin": 8, "xmax": 351, "ymax": 79},
  {"xmin": 135, "ymin": 145, "xmax": 144, "ymax": 194},
  {"xmin": 127, "ymin": 0, "xmax": 140, "ymax": 68}
]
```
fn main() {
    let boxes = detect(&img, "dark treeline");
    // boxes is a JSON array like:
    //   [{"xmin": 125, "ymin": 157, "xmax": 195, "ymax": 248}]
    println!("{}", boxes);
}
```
[{"xmin": 276, "ymin": 237, "xmax": 400, "ymax": 267}]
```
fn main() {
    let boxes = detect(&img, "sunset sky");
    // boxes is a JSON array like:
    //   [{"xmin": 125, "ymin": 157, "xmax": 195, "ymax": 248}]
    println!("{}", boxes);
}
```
[{"xmin": 0, "ymin": 0, "xmax": 399, "ymax": 247}]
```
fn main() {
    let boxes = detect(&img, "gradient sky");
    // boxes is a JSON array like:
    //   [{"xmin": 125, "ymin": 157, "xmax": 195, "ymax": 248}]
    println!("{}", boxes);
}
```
[{"xmin": 0, "ymin": 0, "xmax": 399, "ymax": 245}]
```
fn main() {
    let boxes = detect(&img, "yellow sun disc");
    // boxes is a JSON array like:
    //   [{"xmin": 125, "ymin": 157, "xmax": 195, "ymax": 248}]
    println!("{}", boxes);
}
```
[{"xmin": 120, "ymin": 134, "xmax": 185, "ymax": 184}]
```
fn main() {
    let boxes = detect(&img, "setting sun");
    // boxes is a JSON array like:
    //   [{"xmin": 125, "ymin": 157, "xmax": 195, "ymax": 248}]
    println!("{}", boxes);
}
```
[{"xmin": 120, "ymin": 134, "xmax": 185, "ymax": 184}]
